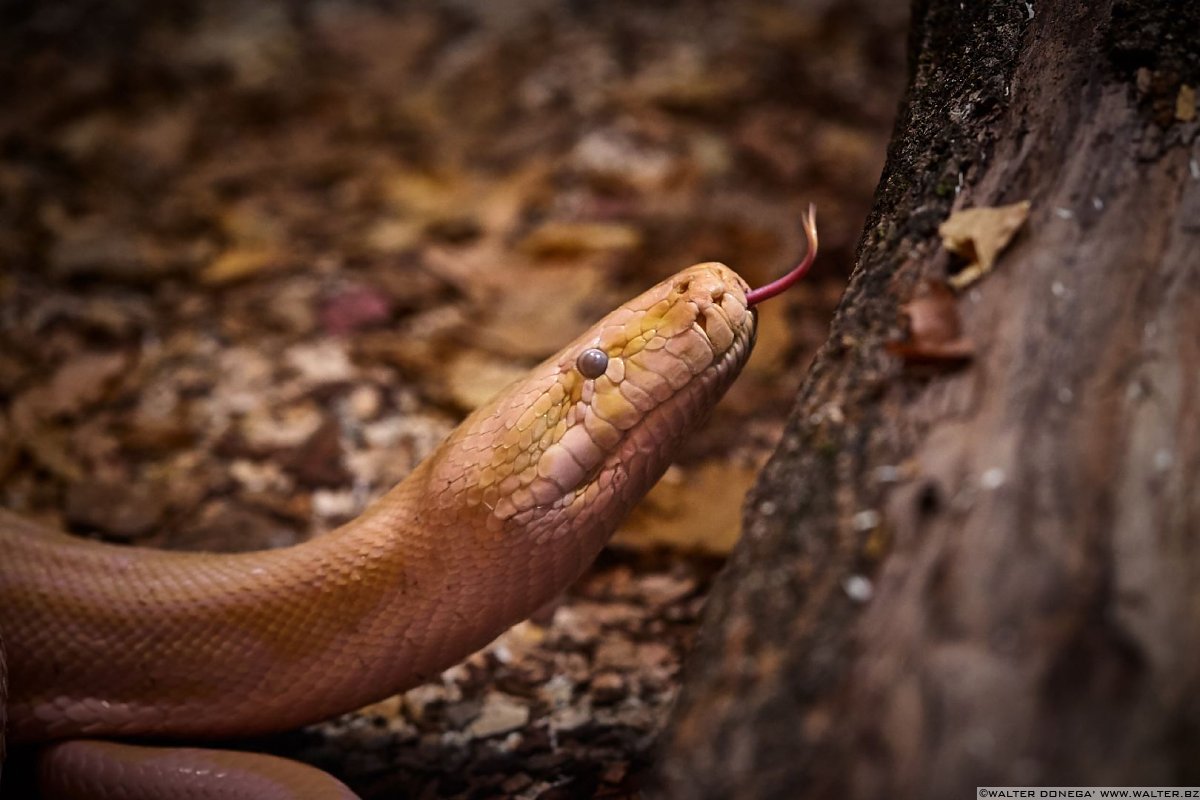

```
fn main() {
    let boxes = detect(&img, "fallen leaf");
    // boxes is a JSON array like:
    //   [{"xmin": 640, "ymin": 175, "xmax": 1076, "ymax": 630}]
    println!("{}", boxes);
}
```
[
  {"xmin": 20, "ymin": 427, "xmax": 85, "ymax": 481},
  {"xmin": 284, "ymin": 341, "xmax": 356, "ymax": 384},
  {"xmin": 939, "ymin": 200, "xmax": 1030, "ymax": 290},
  {"xmin": 282, "ymin": 417, "xmax": 350, "ymax": 488},
  {"xmin": 570, "ymin": 128, "xmax": 678, "ymax": 192},
  {"xmin": 168, "ymin": 501, "xmax": 298, "ymax": 552},
  {"xmin": 46, "ymin": 219, "xmax": 170, "ymax": 282},
  {"xmin": 319, "ymin": 286, "xmax": 394, "ymax": 335},
  {"xmin": 518, "ymin": 221, "xmax": 642, "ymax": 258},
  {"xmin": 65, "ymin": 477, "xmax": 169, "ymax": 541},
  {"xmin": 626, "ymin": 49, "xmax": 747, "ymax": 113},
  {"xmin": 466, "ymin": 692, "xmax": 530, "ymax": 739},
  {"xmin": 444, "ymin": 350, "xmax": 528, "ymax": 411},
  {"xmin": 887, "ymin": 279, "xmax": 974, "ymax": 366},
  {"xmin": 368, "ymin": 261, "xmax": 448, "ymax": 309},
  {"xmin": 1136, "ymin": 67, "xmax": 1153, "ymax": 95},
  {"xmin": 426, "ymin": 242, "xmax": 613, "ymax": 359},
  {"xmin": 1176, "ymin": 84, "xmax": 1196, "ymax": 122},
  {"xmin": 200, "ymin": 246, "xmax": 287, "ymax": 285},
  {"xmin": 477, "ymin": 265, "xmax": 611, "ymax": 359},
  {"xmin": 364, "ymin": 218, "xmax": 424, "ymax": 254},
  {"xmin": 382, "ymin": 168, "xmax": 465, "ymax": 218},
  {"xmin": 236, "ymin": 403, "xmax": 325, "ymax": 452},
  {"xmin": 15, "ymin": 351, "xmax": 130, "ymax": 423},
  {"xmin": 611, "ymin": 461, "xmax": 757, "ymax": 555}
]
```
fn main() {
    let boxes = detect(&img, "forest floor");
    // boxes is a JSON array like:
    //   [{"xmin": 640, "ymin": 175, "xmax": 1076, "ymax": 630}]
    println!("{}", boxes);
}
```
[{"xmin": 0, "ymin": 1, "xmax": 905, "ymax": 797}]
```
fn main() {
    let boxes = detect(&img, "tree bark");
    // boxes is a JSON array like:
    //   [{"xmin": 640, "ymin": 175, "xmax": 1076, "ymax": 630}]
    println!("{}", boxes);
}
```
[{"xmin": 659, "ymin": 1, "xmax": 1200, "ymax": 798}]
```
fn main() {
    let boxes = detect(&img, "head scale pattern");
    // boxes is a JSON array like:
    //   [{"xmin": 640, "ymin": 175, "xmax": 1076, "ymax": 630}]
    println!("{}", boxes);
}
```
[{"xmin": 428, "ymin": 262, "xmax": 757, "ymax": 546}]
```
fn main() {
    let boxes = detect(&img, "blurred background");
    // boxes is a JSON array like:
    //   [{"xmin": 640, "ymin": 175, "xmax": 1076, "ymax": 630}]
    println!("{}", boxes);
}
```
[{"xmin": 0, "ymin": 0, "xmax": 907, "ymax": 796}]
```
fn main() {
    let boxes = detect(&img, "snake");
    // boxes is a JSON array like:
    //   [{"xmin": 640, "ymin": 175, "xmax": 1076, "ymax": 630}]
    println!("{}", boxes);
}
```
[{"xmin": 0, "ymin": 209, "xmax": 816, "ymax": 799}]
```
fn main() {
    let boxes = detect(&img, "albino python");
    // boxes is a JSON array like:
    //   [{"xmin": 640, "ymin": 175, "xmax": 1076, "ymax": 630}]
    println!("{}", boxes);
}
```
[{"xmin": 0, "ymin": 209, "xmax": 817, "ymax": 799}]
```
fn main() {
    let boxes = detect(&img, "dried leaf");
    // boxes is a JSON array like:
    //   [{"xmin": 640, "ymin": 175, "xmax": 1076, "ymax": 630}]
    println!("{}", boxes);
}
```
[
  {"xmin": 47, "ymin": 219, "xmax": 170, "ymax": 282},
  {"xmin": 200, "ymin": 246, "xmax": 287, "ymax": 285},
  {"xmin": 353, "ymin": 307, "xmax": 468, "ymax": 377},
  {"xmin": 612, "ymin": 462, "xmax": 757, "ymax": 555},
  {"xmin": 425, "ymin": 241, "xmax": 612, "ymax": 360},
  {"xmin": 168, "ymin": 501, "xmax": 298, "ymax": 552},
  {"xmin": 284, "ymin": 341, "xmax": 356, "ymax": 384},
  {"xmin": 21, "ymin": 427, "xmax": 85, "ymax": 481},
  {"xmin": 364, "ymin": 218, "xmax": 423, "ymax": 254},
  {"xmin": 382, "ymin": 169, "xmax": 464, "ymax": 218},
  {"xmin": 65, "ymin": 478, "xmax": 169, "ymax": 540},
  {"xmin": 626, "ymin": 52, "xmax": 748, "ymax": 113},
  {"xmin": 465, "ymin": 692, "xmax": 530, "ymax": 739},
  {"xmin": 939, "ymin": 200, "xmax": 1030, "ymax": 290},
  {"xmin": 118, "ymin": 415, "xmax": 197, "ymax": 456},
  {"xmin": 16, "ymin": 351, "xmax": 130, "ymax": 423},
  {"xmin": 887, "ymin": 279, "xmax": 974, "ymax": 366},
  {"xmin": 282, "ymin": 417, "xmax": 350, "ymax": 488},
  {"xmin": 570, "ymin": 128, "xmax": 677, "ymax": 192},
  {"xmin": 518, "ymin": 221, "xmax": 642, "ymax": 258},
  {"xmin": 444, "ymin": 351, "xmax": 528, "ymax": 412},
  {"xmin": 1177, "ymin": 84, "xmax": 1196, "ymax": 122},
  {"xmin": 238, "ymin": 403, "xmax": 325, "ymax": 452},
  {"xmin": 319, "ymin": 286, "xmax": 394, "ymax": 335}
]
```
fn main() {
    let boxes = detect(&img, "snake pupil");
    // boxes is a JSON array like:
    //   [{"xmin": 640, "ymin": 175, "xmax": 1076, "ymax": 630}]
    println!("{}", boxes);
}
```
[{"xmin": 576, "ymin": 348, "xmax": 609, "ymax": 379}]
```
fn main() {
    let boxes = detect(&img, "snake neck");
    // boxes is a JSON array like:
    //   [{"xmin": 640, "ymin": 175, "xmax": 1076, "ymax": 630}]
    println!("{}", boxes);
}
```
[{"xmin": 0, "ymin": 452, "xmax": 625, "ymax": 742}]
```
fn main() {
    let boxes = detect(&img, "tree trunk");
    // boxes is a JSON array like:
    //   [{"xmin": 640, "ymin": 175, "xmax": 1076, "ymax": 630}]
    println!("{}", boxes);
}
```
[{"xmin": 659, "ymin": 1, "xmax": 1200, "ymax": 798}]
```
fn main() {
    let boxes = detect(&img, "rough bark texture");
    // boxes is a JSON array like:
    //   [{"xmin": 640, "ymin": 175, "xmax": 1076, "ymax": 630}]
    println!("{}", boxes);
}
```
[{"xmin": 659, "ymin": 1, "xmax": 1200, "ymax": 798}]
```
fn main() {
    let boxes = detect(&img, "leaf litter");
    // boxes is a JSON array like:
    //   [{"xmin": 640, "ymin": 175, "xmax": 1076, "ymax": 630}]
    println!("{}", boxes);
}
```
[{"xmin": 0, "ymin": 1, "xmax": 908, "ymax": 796}]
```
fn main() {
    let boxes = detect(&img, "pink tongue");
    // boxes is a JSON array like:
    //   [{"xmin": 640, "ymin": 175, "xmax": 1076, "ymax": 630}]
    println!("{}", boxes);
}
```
[{"xmin": 745, "ymin": 204, "xmax": 819, "ymax": 307}]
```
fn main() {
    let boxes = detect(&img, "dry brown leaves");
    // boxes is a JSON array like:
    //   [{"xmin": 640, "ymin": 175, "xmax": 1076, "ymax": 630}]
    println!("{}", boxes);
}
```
[
  {"xmin": 940, "ymin": 200, "xmax": 1031, "ymax": 290},
  {"xmin": 888, "ymin": 279, "xmax": 975, "ymax": 367},
  {"xmin": 1176, "ymin": 84, "xmax": 1197, "ymax": 122},
  {"xmin": 613, "ymin": 463, "xmax": 759, "ymax": 555},
  {"xmin": 0, "ymin": 0, "xmax": 909, "ymax": 794}
]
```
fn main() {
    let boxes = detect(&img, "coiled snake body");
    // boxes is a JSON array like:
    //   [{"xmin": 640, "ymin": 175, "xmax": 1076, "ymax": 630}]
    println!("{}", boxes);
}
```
[{"xmin": 0, "ymin": 210, "xmax": 816, "ymax": 799}]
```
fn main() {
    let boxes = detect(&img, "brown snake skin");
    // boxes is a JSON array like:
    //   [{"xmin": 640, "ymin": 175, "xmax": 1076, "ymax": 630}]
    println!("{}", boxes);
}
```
[{"xmin": 0, "ymin": 262, "xmax": 759, "ymax": 799}]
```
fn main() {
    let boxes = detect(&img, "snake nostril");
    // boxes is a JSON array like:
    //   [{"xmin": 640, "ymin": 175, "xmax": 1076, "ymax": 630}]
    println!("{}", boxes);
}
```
[{"xmin": 696, "ymin": 311, "xmax": 710, "ymax": 337}]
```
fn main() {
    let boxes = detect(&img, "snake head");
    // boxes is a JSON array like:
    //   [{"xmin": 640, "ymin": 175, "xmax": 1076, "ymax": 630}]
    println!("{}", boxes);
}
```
[{"xmin": 430, "ymin": 262, "xmax": 756, "ymax": 550}]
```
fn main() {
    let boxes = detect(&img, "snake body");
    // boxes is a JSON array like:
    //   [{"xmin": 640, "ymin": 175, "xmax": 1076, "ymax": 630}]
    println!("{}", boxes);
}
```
[{"xmin": 0, "ymin": 262, "xmax": 758, "ymax": 799}]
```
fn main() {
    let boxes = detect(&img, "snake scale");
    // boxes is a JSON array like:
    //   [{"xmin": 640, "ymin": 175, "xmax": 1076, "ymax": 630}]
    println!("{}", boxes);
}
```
[{"xmin": 0, "ymin": 209, "xmax": 816, "ymax": 799}]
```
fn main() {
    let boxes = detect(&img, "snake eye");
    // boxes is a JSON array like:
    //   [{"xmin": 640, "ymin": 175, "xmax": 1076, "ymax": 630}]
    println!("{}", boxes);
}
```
[{"xmin": 576, "ymin": 348, "xmax": 609, "ymax": 379}]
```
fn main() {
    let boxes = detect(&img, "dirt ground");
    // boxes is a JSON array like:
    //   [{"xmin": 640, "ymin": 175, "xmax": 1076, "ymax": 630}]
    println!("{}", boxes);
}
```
[{"xmin": 0, "ymin": 1, "xmax": 906, "ymax": 796}]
